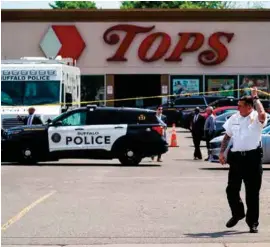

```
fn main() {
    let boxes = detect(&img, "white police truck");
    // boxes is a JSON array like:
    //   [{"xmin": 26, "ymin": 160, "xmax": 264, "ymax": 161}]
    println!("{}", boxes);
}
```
[{"xmin": 1, "ymin": 56, "xmax": 81, "ymax": 129}]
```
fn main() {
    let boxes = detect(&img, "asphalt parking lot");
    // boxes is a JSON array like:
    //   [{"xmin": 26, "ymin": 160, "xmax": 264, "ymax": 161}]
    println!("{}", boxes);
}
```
[{"xmin": 1, "ymin": 128, "xmax": 270, "ymax": 246}]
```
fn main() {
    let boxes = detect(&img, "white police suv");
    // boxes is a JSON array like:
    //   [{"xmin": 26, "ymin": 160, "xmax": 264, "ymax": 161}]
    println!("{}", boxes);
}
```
[{"xmin": 2, "ymin": 105, "xmax": 168, "ymax": 165}]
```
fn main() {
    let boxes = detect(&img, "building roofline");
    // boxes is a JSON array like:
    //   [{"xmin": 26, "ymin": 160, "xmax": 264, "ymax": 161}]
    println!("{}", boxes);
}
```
[{"xmin": 2, "ymin": 9, "xmax": 270, "ymax": 22}]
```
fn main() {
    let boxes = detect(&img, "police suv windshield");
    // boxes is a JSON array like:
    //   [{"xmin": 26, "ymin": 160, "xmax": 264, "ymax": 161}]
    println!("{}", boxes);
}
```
[{"xmin": 1, "ymin": 80, "xmax": 60, "ymax": 106}]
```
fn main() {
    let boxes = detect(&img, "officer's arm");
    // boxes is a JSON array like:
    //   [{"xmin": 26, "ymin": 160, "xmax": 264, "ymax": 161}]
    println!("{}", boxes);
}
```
[
  {"xmin": 220, "ymin": 134, "xmax": 231, "ymax": 154},
  {"xmin": 252, "ymin": 87, "xmax": 266, "ymax": 124},
  {"xmin": 219, "ymin": 116, "xmax": 232, "ymax": 164},
  {"xmin": 254, "ymin": 99, "xmax": 266, "ymax": 124}
]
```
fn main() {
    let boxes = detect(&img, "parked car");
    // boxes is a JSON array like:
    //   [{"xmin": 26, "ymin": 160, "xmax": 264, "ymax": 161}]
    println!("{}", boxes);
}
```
[
  {"xmin": 209, "ymin": 125, "xmax": 270, "ymax": 164},
  {"xmin": 208, "ymin": 97, "xmax": 238, "ymax": 108},
  {"xmin": 200, "ymin": 106, "xmax": 238, "ymax": 118}
]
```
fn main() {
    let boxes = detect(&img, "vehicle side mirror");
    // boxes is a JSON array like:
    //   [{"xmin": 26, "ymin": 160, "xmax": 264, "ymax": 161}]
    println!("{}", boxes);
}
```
[
  {"xmin": 53, "ymin": 121, "xmax": 62, "ymax": 127},
  {"xmin": 61, "ymin": 106, "xmax": 68, "ymax": 113},
  {"xmin": 46, "ymin": 118, "xmax": 52, "ymax": 124}
]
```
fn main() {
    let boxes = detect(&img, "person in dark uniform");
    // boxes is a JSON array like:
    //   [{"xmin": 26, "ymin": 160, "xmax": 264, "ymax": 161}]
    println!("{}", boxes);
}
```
[
  {"xmin": 191, "ymin": 107, "xmax": 204, "ymax": 160},
  {"xmin": 219, "ymin": 87, "xmax": 267, "ymax": 233},
  {"xmin": 17, "ymin": 107, "xmax": 43, "ymax": 126},
  {"xmin": 151, "ymin": 105, "xmax": 167, "ymax": 162}
]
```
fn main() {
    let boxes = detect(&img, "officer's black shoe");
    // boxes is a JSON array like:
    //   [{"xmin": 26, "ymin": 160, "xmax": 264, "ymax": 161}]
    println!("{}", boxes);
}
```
[
  {"xmin": 226, "ymin": 215, "xmax": 245, "ymax": 228},
  {"xmin": 249, "ymin": 225, "xmax": 258, "ymax": 233}
]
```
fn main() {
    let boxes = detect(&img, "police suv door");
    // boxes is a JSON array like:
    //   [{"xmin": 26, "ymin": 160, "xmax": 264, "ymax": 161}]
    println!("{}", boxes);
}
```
[
  {"xmin": 83, "ymin": 109, "xmax": 127, "ymax": 151},
  {"xmin": 48, "ymin": 109, "xmax": 88, "ymax": 152},
  {"xmin": 48, "ymin": 108, "xmax": 127, "ymax": 153}
]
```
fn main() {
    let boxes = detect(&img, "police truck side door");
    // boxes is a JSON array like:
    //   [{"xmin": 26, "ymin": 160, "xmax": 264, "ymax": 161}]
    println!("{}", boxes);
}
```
[{"xmin": 48, "ymin": 110, "xmax": 87, "ymax": 152}]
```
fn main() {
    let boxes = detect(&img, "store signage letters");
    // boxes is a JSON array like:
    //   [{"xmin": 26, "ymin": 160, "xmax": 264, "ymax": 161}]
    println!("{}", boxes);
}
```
[{"xmin": 103, "ymin": 24, "xmax": 234, "ymax": 66}]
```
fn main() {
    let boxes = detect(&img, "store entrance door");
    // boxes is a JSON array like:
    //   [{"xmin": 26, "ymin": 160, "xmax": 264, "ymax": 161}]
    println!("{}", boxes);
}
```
[{"xmin": 114, "ymin": 75, "xmax": 161, "ymax": 108}]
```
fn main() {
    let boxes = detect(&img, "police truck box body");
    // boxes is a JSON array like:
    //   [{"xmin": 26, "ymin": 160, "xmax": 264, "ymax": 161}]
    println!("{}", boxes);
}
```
[
  {"xmin": 1, "ymin": 57, "xmax": 80, "ymax": 129},
  {"xmin": 1, "ymin": 105, "xmax": 168, "ymax": 165}
]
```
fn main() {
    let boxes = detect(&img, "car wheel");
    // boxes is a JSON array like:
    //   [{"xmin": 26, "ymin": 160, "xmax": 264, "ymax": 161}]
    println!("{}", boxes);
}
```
[
  {"xmin": 20, "ymin": 146, "xmax": 37, "ymax": 165},
  {"xmin": 118, "ymin": 147, "xmax": 142, "ymax": 166}
]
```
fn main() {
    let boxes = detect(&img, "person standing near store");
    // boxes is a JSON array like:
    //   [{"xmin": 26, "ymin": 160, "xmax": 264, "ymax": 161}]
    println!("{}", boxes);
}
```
[
  {"xmin": 204, "ymin": 106, "xmax": 216, "ymax": 161},
  {"xmin": 219, "ymin": 87, "xmax": 267, "ymax": 233},
  {"xmin": 191, "ymin": 107, "xmax": 204, "ymax": 160},
  {"xmin": 151, "ymin": 105, "xmax": 167, "ymax": 162},
  {"xmin": 17, "ymin": 107, "xmax": 43, "ymax": 126}
]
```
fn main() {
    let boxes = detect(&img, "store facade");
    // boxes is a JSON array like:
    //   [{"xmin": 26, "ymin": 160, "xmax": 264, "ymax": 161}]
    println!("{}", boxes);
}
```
[{"xmin": 2, "ymin": 10, "xmax": 270, "ymax": 107}]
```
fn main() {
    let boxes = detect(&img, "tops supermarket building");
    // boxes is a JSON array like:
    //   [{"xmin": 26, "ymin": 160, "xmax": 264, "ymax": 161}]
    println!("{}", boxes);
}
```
[{"xmin": 2, "ymin": 9, "xmax": 270, "ymax": 107}]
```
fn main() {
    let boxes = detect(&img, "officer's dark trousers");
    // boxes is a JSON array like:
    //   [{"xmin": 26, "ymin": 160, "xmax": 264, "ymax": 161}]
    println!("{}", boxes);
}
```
[
  {"xmin": 192, "ymin": 134, "xmax": 202, "ymax": 159},
  {"xmin": 226, "ymin": 148, "xmax": 263, "ymax": 227}
]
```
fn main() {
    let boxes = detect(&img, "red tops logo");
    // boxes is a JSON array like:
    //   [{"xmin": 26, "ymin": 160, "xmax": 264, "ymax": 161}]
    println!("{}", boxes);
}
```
[
  {"xmin": 103, "ymin": 24, "xmax": 234, "ymax": 66},
  {"xmin": 40, "ymin": 25, "xmax": 85, "ymax": 61}
]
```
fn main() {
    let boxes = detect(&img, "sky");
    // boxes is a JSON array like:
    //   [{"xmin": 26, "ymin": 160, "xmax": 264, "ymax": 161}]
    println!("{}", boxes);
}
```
[{"xmin": 1, "ymin": 0, "xmax": 270, "ymax": 9}]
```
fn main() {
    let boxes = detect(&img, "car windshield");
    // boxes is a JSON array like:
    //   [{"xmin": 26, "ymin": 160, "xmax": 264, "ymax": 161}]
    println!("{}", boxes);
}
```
[
  {"xmin": 215, "ymin": 109, "xmax": 237, "ymax": 116},
  {"xmin": 216, "ymin": 112, "xmax": 234, "ymax": 121},
  {"xmin": 1, "ymin": 80, "xmax": 60, "ymax": 106},
  {"xmin": 262, "ymin": 125, "xmax": 270, "ymax": 134},
  {"xmin": 209, "ymin": 98, "xmax": 238, "ymax": 107},
  {"xmin": 205, "ymin": 96, "xmax": 223, "ymax": 104},
  {"xmin": 51, "ymin": 110, "xmax": 70, "ymax": 123}
]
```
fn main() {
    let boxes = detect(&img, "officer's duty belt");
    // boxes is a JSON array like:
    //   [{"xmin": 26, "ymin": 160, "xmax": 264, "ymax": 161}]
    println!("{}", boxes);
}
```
[{"xmin": 231, "ymin": 147, "xmax": 261, "ymax": 157}]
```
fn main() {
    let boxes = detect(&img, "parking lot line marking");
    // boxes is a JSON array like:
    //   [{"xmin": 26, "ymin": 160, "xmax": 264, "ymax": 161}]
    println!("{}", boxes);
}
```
[{"xmin": 1, "ymin": 190, "xmax": 56, "ymax": 232}]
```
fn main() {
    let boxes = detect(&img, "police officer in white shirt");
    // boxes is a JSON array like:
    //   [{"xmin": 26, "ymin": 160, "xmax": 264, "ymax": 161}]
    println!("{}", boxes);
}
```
[{"xmin": 219, "ymin": 87, "xmax": 267, "ymax": 233}]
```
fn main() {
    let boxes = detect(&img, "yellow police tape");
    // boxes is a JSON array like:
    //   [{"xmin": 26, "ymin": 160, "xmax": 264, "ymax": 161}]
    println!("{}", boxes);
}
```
[{"xmin": 2, "ymin": 88, "xmax": 269, "ymax": 108}]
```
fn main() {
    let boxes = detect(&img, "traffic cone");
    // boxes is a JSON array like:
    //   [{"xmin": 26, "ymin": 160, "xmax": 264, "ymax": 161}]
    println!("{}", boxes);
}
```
[{"xmin": 170, "ymin": 123, "xmax": 179, "ymax": 147}]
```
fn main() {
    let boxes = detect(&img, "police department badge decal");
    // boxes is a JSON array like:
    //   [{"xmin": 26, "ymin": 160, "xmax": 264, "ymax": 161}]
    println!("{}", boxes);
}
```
[
  {"xmin": 51, "ymin": 133, "xmax": 61, "ymax": 143},
  {"xmin": 138, "ymin": 114, "xmax": 146, "ymax": 121}
]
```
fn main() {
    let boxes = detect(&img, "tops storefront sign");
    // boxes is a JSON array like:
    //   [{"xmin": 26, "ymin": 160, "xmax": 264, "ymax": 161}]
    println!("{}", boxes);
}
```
[
  {"xmin": 1, "ymin": 69, "xmax": 58, "ymax": 81},
  {"xmin": 103, "ymin": 24, "xmax": 234, "ymax": 66}
]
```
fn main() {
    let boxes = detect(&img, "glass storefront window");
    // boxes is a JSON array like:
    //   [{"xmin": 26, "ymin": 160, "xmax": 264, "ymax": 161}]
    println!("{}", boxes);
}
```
[
  {"xmin": 239, "ymin": 75, "xmax": 270, "ymax": 98},
  {"xmin": 170, "ymin": 75, "xmax": 203, "ymax": 96},
  {"xmin": 80, "ymin": 75, "xmax": 105, "ymax": 106},
  {"xmin": 205, "ymin": 75, "xmax": 238, "ymax": 97}
]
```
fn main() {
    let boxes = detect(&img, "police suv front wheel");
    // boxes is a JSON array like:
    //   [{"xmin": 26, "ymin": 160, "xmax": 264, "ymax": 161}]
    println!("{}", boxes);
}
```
[{"xmin": 118, "ymin": 148, "xmax": 142, "ymax": 166}]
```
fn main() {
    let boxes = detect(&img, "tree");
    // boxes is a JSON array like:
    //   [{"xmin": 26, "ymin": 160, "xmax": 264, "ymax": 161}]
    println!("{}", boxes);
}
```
[
  {"xmin": 120, "ymin": 1, "xmax": 264, "ymax": 9},
  {"xmin": 49, "ymin": 1, "xmax": 97, "ymax": 9},
  {"xmin": 121, "ymin": 1, "xmax": 226, "ymax": 9}
]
